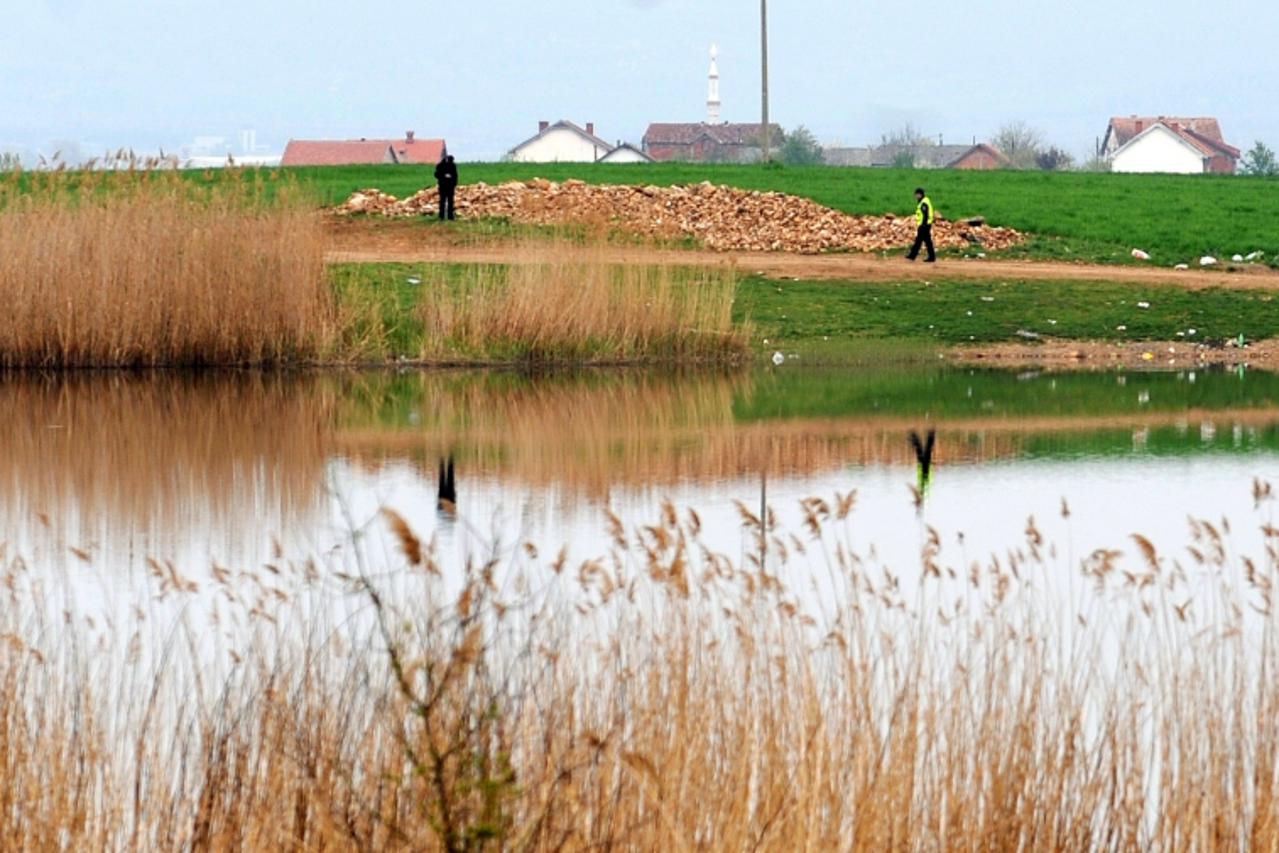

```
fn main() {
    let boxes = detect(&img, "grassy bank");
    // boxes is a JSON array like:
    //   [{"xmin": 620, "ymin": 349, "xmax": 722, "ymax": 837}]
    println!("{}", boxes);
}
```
[
  {"xmin": 738, "ymin": 274, "xmax": 1279, "ymax": 354},
  {"xmin": 5, "ymin": 488, "xmax": 1279, "ymax": 847},
  {"xmin": 287, "ymin": 162, "xmax": 1279, "ymax": 266}
]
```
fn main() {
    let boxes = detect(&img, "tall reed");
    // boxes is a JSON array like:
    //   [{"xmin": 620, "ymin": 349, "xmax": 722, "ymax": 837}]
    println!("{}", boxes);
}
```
[
  {"xmin": 0, "ymin": 166, "xmax": 331, "ymax": 367},
  {"xmin": 417, "ymin": 240, "xmax": 748, "ymax": 364},
  {"xmin": 3, "ymin": 485, "xmax": 1279, "ymax": 848}
]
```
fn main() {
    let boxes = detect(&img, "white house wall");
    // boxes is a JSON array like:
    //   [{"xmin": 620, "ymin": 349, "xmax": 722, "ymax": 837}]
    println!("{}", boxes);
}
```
[
  {"xmin": 510, "ymin": 128, "xmax": 608, "ymax": 163},
  {"xmin": 1111, "ymin": 128, "xmax": 1205, "ymax": 174}
]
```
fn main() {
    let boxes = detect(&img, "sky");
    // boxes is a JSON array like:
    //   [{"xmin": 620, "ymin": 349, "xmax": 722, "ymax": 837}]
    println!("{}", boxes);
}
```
[{"xmin": 3, "ymin": 0, "xmax": 1277, "ymax": 162}]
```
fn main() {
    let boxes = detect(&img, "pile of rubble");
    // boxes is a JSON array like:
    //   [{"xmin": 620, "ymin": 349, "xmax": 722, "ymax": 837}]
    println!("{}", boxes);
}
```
[{"xmin": 336, "ymin": 179, "xmax": 1023, "ymax": 254}]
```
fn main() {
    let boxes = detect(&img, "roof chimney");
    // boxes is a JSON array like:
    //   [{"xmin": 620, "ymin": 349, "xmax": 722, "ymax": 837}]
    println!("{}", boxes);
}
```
[
  {"xmin": 586, "ymin": 122, "xmax": 595, "ymax": 137},
  {"xmin": 538, "ymin": 120, "xmax": 549, "ymax": 133},
  {"xmin": 405, "ymin": 130, "xmax": 415, "ymax": 143}
]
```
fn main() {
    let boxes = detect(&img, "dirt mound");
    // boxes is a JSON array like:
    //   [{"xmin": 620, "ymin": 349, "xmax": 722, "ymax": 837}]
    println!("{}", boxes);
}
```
[{"xmin": 336, "ymin": 179, "xmax": 1023, "ymax": 254}]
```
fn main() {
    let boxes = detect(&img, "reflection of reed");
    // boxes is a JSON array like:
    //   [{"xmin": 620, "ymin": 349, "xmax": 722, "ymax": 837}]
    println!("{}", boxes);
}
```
[
  {"xmin": 0, "ymin": 373, "xmax": 332, "ymax": 535},
  {"xmin": 334, "ymin": 371, "xmax": 1279, "ymax": 495}
]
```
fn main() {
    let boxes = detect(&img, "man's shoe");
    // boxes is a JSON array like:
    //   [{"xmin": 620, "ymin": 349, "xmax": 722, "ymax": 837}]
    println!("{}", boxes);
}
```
[
  {"xmin": 905, "ymin": 255, "xmax": 917, "ymax": 261},
  {"xmin": 924, "ymin": 258, "xmax": 936, "ymax": 263}
]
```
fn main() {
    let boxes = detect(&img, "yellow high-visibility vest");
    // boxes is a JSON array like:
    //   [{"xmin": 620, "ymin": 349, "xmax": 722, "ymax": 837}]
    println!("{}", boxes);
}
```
[{"xmin": 916, "ymin": 196, "xmax": 936, "ymax": 225}]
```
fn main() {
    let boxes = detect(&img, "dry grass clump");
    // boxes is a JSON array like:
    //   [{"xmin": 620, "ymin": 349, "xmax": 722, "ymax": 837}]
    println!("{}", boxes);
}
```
[
  {"xmin": 419, "ymin": 240, "xmax": 748, "ymax": 364},
  {"xmin": 0, "ymin": 162, "xmax": 331, "ymax": 367},
  {"xmin": 4, "ymin": 484, "xmax": 1279, "ymax": 848}
]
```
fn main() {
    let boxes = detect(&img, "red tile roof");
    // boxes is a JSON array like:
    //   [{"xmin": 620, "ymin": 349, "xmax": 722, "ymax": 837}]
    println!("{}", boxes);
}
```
[
  {"xmin": 281, "ymin": 137, "xmax": 446, "ymax": 167},
  {"xmin": 1107, "ymin": 116, "xmax": 1238, "ymax": 159}
]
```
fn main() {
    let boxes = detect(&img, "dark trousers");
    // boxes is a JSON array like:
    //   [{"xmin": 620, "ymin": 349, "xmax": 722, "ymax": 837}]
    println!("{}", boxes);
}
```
[
  {"xmin": 908, "ymin": 224, "xmax": 935, "ymax": 261},
  {"xmin": 438, "ymin": 185, "xmax": 456, "ymax": 220}
]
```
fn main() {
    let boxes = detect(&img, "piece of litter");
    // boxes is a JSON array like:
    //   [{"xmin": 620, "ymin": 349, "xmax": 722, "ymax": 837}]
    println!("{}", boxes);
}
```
[
  {"xmin": 1136, "ymin": 301, "xmax": 1150, "ymax": 309},
  {"xmin": 1200, "ymin": 256, "xmax": 1218, "ymax": 267},
  {"xmin": 1116, "ymin": 325, "xmax": 1127, "ymax": 331},
  {"xmin": 1174, "ymin": 263, "xmax": 1189, "ymax": 270},
  {"xmin": 1015, "ymin": 329, "xmax": 1040, "ymax": 340},
  {"xmin": 1232, "ymin": 254, "xmax": 1244, "ymax": 263},
  {"xmin": 1245, "ymin": 251, "xmax": 1264, "ymax": 261},
  {"xmin": 771, "ymin": 351, "xmax": 785, "ymax": 365},
  {"xmin": 1047, "ymin": 319, "xmax": 1058, "ymax": 325},
  {"xmin": 406, "ymin": 277, "xmax": 422, "ymax": 285},
  {"xmin": 980, "ymin": 296, "xmax": 995, "ymax": 302},
  {"xmin": 1141, "ymin": 352, "xmax": 1154, "ymax": 361},
  {"xmin": 1188, "ymin": 328, "xmax": 1196, "ymax": 335},
  {"xmin": 966, "ymin": 310, "xmax": 974, "ymax": 316},
  {"xmin": 1131, "ymin": 248, "xmax": 1151, "ymax": 260},
  {"xmin": 977, "ymin": 252, "xmax": 987, "ymax": 258}
]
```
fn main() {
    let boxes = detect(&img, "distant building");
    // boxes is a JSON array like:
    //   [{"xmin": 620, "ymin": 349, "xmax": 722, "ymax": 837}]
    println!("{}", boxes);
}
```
[
  {"xmin": 1102, "ymin": 116, "xmax": 1239, "ymax": 174},
  {"xmin": 508, "ymin": 120, "xmax": 614, "ymax": 163},
  {"xmin": 824, "ymin": 143, "xmax": 975, "ymax": 169},
  {"xmin": 599, "ymin": 143, "xmax": 654, "ymax": 164},
  {"xmin": 182, "ymin": 154, "xmax": 282, "ymax": 169},
  {"xmin": 281, "ymin": 132, "xmax": 446, "ymax": 166},
  {"xmin": 947, "ymin": 143, "xmax": 1009, "ymax": 170},
  {"xmin": 642, "ymin": 123, "xmax": 783, "ymax": 163}
]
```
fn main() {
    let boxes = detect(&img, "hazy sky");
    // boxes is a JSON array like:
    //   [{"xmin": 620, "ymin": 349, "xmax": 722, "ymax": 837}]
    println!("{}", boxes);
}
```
[{"xmin": 3, "ymin": 0, "xmax": 1277, "ymax": 160}]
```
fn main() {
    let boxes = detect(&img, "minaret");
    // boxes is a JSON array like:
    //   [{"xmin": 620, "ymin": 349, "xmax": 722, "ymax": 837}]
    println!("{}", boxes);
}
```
[{"xmin": 707, "ymin": 44, "xmax": 721, "ymax": 124}]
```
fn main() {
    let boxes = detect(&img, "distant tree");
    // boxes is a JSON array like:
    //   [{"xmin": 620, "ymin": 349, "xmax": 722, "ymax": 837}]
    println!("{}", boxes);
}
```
[
  {"xmin": 1034, "ymin": 147, "xmax": 1075, "ymax": 171},
  {"xmin": 992, "ymin": 121, "xmax": 1044, "ymax": 169},
  {"xmin": 1240, "ymin": 141, "xmax": 1278, "ymax": 176},
  {"xmin": 1079, "ymin": 154, "xmax": 1113, "ymax": 173},
  {"xmin": 881, "ymin": 122, "xmax": 932, "ymax": 148},
  {"xmin": 779, "ymin": 126, "xmax": 825, "ymax": 165},
  {"xmin": 891, "ymin": 150, "xmax": 917, "ymax": 169}
]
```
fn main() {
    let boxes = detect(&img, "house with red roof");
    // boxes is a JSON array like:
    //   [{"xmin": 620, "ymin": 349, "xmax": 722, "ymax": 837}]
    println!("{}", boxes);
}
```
[
  {"xmin": 281, "ymin": 132, "xmax": 446, "ymax": 167},
  {"xmin": 641, "ymin": 122, "xmax": 783, "ymax": 163},
  {"xmin": 1101, "ymin": 116, "xmax": 1239, "ymax": 174}
]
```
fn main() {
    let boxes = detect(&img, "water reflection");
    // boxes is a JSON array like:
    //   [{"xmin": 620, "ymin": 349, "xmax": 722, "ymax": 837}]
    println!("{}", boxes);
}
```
[{"xmin": 3, "ymin": 365, "xmax": 1279, "ymax": 576}]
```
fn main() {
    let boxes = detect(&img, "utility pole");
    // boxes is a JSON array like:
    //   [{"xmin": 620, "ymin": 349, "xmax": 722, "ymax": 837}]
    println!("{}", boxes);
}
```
[{"xmin": 760, "ymin": 0, "xmax": 770, "ymax": 162}]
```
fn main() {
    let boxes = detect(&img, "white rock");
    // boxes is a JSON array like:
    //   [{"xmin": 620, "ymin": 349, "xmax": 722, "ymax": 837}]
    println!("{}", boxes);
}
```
[
  {"xmin": 1174, "ymin": 263, "xmax": 1190, "ymax": 270},
  {"xmin": 1200, "ymin": 256, "xmax": 1218, "ymax": 266},
  {"xmin": 1131, "ymin": 248, "xmax": 1151, "ymax": 260},
  {"xmin": 1232, "ymin": 254, "xmax": 1244, "ymax": 263},
  {"xmin": 771, "ymin": 351, "xmax": 785, "ymax": 366}
]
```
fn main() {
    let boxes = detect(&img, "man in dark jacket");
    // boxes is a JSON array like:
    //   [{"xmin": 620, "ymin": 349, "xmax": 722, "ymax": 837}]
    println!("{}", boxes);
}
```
[
  {"xmin": 906, "ymin": 187, "xmax": 936, "ymax": 262},
  {"xmin": 434, "ymin": 154, "xmax": 458, "ymax": 221}
]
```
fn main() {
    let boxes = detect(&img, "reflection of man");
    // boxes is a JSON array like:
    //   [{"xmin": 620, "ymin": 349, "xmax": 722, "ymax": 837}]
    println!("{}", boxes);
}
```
[
  {"xmin": 437, "ymin": 457, "xmax": 457, "ymax": 515},
  {"xmin": 909, "ymin": 428, "xmax": 936, "ymax": 498}
]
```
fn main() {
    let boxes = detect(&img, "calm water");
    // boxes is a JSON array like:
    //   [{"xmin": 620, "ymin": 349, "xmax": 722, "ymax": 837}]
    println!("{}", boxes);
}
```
[{"xmin": 6, "ymin": 365, "xmax": 1279, "ymax": 600}]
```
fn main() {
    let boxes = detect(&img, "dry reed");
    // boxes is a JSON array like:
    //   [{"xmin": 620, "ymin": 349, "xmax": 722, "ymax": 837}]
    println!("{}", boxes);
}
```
[
  {"xmin": 418, "ymin": 239, "xmax": 748, "ymax": 364},
  {"xmin": 0, "ymin": 164, "xmax": 331, "ymax": 367},
  {"xmin": 3, "ymin": 482, "xmax": 1279, "ymax": 849}
]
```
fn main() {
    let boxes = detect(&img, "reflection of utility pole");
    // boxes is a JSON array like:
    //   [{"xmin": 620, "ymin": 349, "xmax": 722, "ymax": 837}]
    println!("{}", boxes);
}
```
[
  {"xmin": 760, "ymin": 0, "xmax": 770, "ymax": 163},
  {"xmin": 760, "ymin": 465, "xmax": 767, "ymax": 570}
]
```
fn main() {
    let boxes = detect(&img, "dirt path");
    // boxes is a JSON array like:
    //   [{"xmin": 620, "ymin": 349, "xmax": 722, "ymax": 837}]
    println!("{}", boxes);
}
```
[{"xmin": 326, "ymin": 222, "xmax": 1279, "ymax": 291}]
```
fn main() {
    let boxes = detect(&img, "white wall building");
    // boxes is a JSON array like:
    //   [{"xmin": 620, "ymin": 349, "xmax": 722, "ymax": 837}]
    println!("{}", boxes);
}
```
[
  {"xmin": 1110, "ymin": 125, "xmax": 1205, "ymax": 174},
  {"xmin": 1102, "ymin": 116, "xmax": 1239, "ymax": 174},
  {"xmin": 508, "ymin": 120, "xmax": 613, "ymax": 163}
]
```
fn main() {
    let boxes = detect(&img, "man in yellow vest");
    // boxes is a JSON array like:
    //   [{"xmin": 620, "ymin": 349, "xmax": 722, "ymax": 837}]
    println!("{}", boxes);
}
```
[{"xmin": 906, "ymin": 187, "xmax": 936, "ymax": 263}]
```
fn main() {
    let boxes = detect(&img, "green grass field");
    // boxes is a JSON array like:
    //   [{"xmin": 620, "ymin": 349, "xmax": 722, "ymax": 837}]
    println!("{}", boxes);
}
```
[
  {"xmin": 282, "ymin": 162, "xmax": 1279, "ymax": 267},
  {"xmin": 738, "ymin": 275, "xmax": 1279, "ymax": 348}
]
